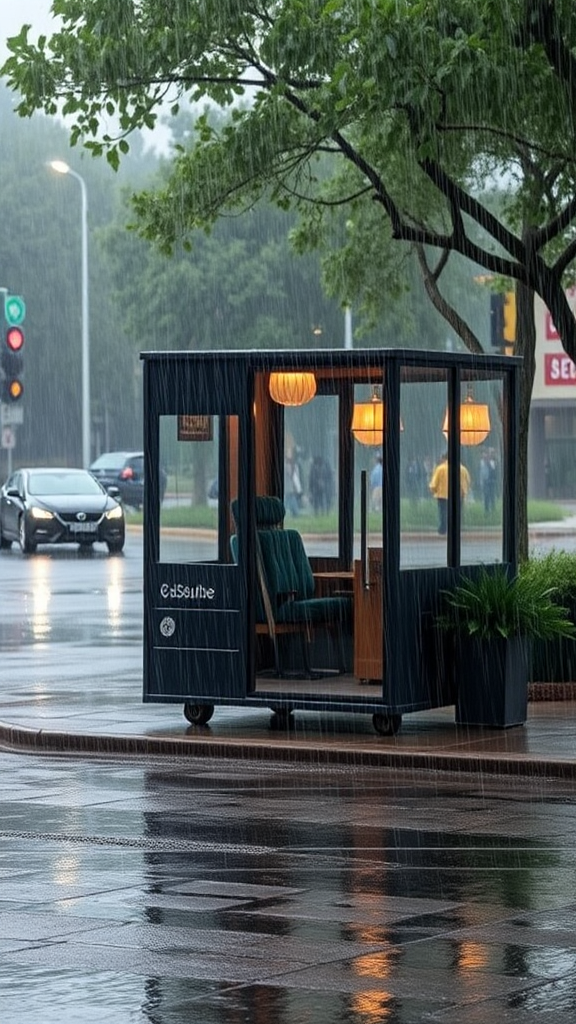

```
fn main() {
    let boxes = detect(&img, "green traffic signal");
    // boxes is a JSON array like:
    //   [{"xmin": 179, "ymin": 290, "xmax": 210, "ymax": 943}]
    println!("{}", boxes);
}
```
[{"xmin": 4, "ymin": 295, "xmax": 26, "ymax": 327}]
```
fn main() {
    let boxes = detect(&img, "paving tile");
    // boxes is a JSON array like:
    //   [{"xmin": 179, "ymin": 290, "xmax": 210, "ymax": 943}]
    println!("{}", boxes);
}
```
[
  {"xmin": 70, "ymin": 920, "xmax": 388, "ymax": 965},
  {"xmin": 0, "ymin": 910, "xmax": 114, "ymax": 941}
]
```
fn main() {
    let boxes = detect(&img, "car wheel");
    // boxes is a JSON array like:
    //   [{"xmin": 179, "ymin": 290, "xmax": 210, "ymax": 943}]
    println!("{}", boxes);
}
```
[
  {"xmin": 0, "ymin": 520, "xmax": 12, "ymax": 549},
  {"xmin": 107, "ymin": 540, "xmax": 125, "ymax": 554},
  {"xmin": 19, "ymin": 517, "xmax": 36, "ymax": 554}
]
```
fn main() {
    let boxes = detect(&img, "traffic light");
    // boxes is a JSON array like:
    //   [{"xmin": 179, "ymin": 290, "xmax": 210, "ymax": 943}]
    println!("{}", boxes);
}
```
[
  {"xmin": 1, "ymin": 324, "xmax": 24, "ymax": 402},
  {"xmin": 490, "ymin": 291, "xmax": 516, "ymax": 352},
  {"xmin": 503, "ymin": 291, "xmax": 516, "ymax": 344}
]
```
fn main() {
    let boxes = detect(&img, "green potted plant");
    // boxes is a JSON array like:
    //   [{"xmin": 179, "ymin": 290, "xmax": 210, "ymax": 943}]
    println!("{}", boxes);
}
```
[
  {"xmin": 438, "ymin": 566, "xmax": 575, "ymax": 727},
  {"xmin": 519, "ymin": 551, "xmax": 576, "ymax": 683}
]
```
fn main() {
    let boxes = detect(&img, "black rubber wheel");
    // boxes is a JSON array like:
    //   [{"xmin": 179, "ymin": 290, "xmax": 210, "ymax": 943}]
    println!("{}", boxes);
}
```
[
  {"xmin": 19, "ymin": 517, "xmax": 36, "ymax": 554},
  {"xmin": 183, "ymin": 703, "xmax": 214, "ymax": 725},
  {"xmin": 372, "ymin": 713, "xmax": 402, "ymax": 736},
  {"xmin": 107, "ymin": 540, "xmax": 125, "ymax": 554},
  {"xmin": 0, "ymin": 524, "xmax": 12, "ymax": 549}
]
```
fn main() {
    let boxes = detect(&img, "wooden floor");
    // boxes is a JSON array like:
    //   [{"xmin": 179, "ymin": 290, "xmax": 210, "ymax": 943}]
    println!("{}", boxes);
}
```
[{"xmin": 254, "ymin": 672, "xmax": 382, "ymax": 700}]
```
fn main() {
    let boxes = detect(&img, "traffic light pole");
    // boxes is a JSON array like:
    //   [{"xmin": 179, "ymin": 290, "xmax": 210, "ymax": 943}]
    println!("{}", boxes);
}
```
[{"xmin": 0, "ymin": 286, "xmax": 25, "ymax": 475}]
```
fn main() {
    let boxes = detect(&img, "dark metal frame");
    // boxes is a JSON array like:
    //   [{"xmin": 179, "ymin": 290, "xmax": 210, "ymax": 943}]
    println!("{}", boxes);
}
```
[{"xmin": 141, "ymin": 347, "xmax": 521, "ymax": 723}]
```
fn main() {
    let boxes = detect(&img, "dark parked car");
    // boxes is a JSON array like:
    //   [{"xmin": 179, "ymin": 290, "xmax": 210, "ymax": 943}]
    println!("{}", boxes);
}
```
[
  {"xmin": 0, "ymin": 468, "xmax": 125, "ymax": 554},
  {"xmin": 89, "ymin": 451, "xmax": 166, "ymax": 509}
]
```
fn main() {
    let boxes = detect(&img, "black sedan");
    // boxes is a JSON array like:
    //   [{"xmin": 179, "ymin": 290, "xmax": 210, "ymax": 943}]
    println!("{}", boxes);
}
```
[
  {"xmin": 89, "ymin": 451, "xmax": 167, "ymax": 509},
  {"xmin": 0, "ymin": 468, "xmax": 125, "ymax": 554}
]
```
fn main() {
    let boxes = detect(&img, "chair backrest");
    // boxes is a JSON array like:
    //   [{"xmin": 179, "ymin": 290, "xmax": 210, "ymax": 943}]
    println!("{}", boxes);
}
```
[
  {"xmin": 230, "ymin": 496, "xmax": 314, "ymax": 614},
  {"xmin": 231, "ymin": 496, "xmax": 285, "ymax": 529}
]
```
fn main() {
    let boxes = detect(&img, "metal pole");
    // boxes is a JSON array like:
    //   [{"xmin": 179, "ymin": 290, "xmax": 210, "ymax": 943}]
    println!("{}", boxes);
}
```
[
  {"xmin": 48, "ymin": 163, "xmax": 90, "ymax": 467},
  {"xmin": 0, "ymin": 287, "xmax": 14, "ymax": 474},
  {"xmin": 73, "ymin": 170, "xmax": 90, "ymax": 469},
  {"xmin": 344, "ymin": 305, "xmax": 353, "ymax": 350}
]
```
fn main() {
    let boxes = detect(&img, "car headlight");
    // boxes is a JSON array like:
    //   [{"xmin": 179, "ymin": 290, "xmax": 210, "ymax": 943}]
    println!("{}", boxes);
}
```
[
  {"xmin": 29, "ymin": 506, "xmax": 54, "ymax": 520},
  {"xmin": 105, "ymin": 505, "xmax": 124, "ymax": 520}
]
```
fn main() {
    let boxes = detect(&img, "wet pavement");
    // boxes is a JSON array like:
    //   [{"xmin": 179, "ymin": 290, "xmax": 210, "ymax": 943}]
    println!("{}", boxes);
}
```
[
  {"xmin": 2, "ymin": 670, "xmax": 576, "ymax": 780},
  {"xmin": 2, "ymin": 749, "xmax": 576, "ymax": 1022},
  {"xmin": 2, "ymin": 526, "xmax": 576, "ymax": 1020}
]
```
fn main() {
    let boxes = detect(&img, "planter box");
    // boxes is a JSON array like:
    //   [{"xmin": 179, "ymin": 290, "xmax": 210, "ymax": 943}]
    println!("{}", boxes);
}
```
[{"xmin": 455, "ymin": 635, "xmax": 530, "ymax": 728}]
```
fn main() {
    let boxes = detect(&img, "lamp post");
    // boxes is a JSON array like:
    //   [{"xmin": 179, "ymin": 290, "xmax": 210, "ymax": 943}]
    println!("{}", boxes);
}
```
[{"xmin": 48, "ymin": 161, "xmax": 90, "ymax": 468}]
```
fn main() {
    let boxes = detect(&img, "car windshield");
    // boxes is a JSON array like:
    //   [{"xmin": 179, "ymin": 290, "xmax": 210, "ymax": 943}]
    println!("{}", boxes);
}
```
[
  {"xmin": 27, "ymin": 471, "xmax": 104, "ymax": 497},
  {"xmin": 90, "ymin": 453, "xmax": 130, "ymax": 471}
]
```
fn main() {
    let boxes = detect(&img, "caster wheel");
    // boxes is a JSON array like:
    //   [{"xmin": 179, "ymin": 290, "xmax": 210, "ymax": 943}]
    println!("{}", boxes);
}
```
[
  {"xmin": 270, "ymin": 708, "xmax": 294, "ymax": 730},
  {"xmin": 372, "ymin": 713, "xmax": 402, "ymax": 736},
  {"xmin": 183, "ymin": 703, "xmax": 214, "ymax": 725}
]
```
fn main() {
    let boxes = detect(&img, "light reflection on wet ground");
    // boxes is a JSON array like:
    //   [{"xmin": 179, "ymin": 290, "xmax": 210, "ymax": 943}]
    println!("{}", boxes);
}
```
[{"xmin": 1, "ymin": 754, "xmax": 576, "ymax": 1021}]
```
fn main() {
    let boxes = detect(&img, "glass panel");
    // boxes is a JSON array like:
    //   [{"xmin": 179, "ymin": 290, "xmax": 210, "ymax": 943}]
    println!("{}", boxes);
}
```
[
  {"xmin": 283, "ymin": 397, "xmax": 339, "ymax": 559},
  {"xmin": 158, "ymin": 414, "xmax": 219, "ymax": 563},
  {"xmin": 399, "ymin": 372, "xmax": 505, "ymax": 568},
  {"xmin": 352, "ymin": 382, "xmax": 384, "ymax": 561},
  {"xmin": 460, "ymin": 375, "xmax": 504, "ymax": 565},
  {"xmin": 400, "ymin": 375, "xmax": 448, "ymax": 569}
]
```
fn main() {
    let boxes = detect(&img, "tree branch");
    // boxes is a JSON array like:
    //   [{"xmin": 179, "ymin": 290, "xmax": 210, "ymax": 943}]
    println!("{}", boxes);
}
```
[
  {"xmin": 532, "ymin": 194, "xmax": 576, "ymax": 249},
  {"xmin": 415, "ymin": 245, "xmax": 485, "ymax": 354},
  {"xmin": 522, "ymin": 0, "xmax": 576, "ymax": 115},
  {"xmin": 553, "ymin": 234, "xmax": 576, "ymax": 278},
  {"xmin": 419, "ymin": 157, "xmax": 526, "ymax": 263}
]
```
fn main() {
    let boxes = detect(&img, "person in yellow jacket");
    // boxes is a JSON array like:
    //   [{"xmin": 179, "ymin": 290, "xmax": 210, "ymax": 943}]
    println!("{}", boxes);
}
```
[{"xmin": 429, "ymin": 452, "xmax": 471, "ymax": 535}]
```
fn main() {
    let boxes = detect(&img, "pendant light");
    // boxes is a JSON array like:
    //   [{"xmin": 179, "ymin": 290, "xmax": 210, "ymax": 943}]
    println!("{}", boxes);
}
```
[
  {"xmin": 269, "ymin": 371, "xmax": 317, "ymax": 406},
  {"xmin": 351, "ymin": 392, "xmax": 384, "ymax": 446},
  {"xmin": 442, "ymin": 385, "xmax": 491, "ymax": 446}
]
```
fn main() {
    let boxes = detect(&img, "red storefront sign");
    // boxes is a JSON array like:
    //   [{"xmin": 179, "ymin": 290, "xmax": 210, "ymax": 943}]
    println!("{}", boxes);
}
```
[{"xmin": 545, "ymin": 353, "xmax": 576, "ymax": 384}]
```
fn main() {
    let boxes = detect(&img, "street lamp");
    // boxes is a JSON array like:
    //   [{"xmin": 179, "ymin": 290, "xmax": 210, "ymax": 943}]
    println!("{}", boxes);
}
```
[{"xmin": 48, "ymin": 160, "xmax": 91, "ymax": 468}]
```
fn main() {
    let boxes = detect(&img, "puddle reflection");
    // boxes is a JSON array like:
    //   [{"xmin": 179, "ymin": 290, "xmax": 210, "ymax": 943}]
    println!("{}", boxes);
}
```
[
  {"xmin": 106, "ymin": 555, "xmax": 124, "ymax": 634},
  {"xmin": 31, "ymin": 556, "xmax": 52, "ymax": 643}
]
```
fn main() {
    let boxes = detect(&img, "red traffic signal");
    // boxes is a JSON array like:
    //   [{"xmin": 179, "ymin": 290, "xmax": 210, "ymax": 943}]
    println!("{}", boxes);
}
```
[
  {"xmin": 1, "ymin": 325, "xmax": 24, "ymax": 402},
  {"xmin": 6, "ymin": 326, "xmax": 24, "ymax": 352}
]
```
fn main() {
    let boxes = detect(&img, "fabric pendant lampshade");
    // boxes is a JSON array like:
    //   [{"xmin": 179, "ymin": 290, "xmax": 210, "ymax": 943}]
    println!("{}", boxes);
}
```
[
  {"xmin": 269, "ymin": 371, "xmax": 316, "ymax": 406},
  {"xmin": 442, "ymin": 391, "xmax": 491, "ymax": 446},
  {"xmin": 351, "ymin": 394, "xmax": 384, "ymax": 446}
]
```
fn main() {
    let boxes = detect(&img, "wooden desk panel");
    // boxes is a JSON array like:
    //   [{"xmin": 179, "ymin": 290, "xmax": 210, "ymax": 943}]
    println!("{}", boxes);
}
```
[
  {"xmin": 354, "ymin": 549, "xmax": 383, "ymax": 682},
  {"xmin": 313, "ymin": 571, "xmax": 354, "ymax": 597}
]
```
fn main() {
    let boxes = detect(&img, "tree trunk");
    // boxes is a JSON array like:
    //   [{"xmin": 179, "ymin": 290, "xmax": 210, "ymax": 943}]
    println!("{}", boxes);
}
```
[{"xmin": 514, "ymin": 279, "xmax": 536, "ymax": 563}]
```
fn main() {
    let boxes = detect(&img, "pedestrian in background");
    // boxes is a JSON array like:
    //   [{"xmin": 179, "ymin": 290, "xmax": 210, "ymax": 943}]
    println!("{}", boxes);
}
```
[
  {"xmin": 429, "ymin": 452, "xmax": 471, "ymax": 535},
  {"xmin": 479, "ymin": 448, "xmax": 498, "ymax": 514},
  {"xmin": 308, "ymin": 455, "xmax": 334, "ymax": 515}
]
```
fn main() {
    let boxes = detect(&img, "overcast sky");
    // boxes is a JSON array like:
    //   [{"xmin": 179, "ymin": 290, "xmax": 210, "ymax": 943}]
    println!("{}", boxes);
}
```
[
  {"xmin": 1, "ymin": 2, "xmax": 171, "ymax": 154},
  {"xmin": 2, "ymin": 1, "xmax": 57, "ymax": 57}
]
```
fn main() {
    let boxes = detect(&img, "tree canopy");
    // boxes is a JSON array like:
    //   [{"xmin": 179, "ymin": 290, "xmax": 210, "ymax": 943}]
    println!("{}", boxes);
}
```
[{"xmin": 4, "ymin": 0, "xmax": 576, "ymax": 351}]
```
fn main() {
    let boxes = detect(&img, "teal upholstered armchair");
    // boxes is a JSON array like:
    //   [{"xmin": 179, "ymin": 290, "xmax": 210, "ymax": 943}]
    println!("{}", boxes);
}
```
[{"xmin": 231, "ymin": 497, "xmax": 351, "ymax": 677}]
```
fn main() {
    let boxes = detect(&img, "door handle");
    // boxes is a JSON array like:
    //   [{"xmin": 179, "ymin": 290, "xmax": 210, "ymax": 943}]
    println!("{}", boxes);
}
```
[{"xmin": 360, "ymin": 469, "xmax": 369, "ymax": 590}]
